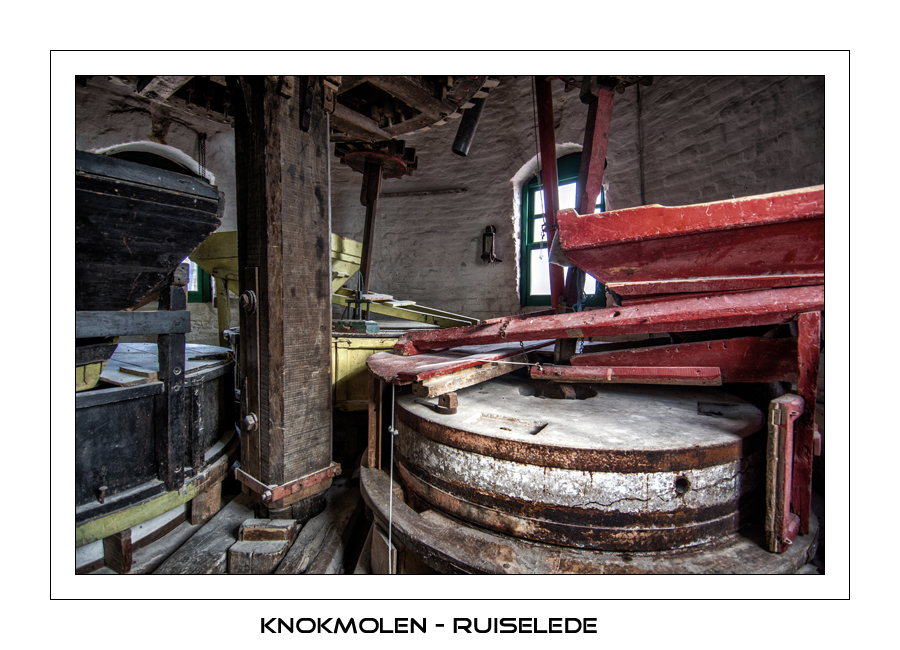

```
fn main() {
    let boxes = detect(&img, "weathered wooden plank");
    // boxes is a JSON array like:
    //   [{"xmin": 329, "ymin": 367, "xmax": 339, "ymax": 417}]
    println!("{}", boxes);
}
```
[
  {"xmin": 190, "ymin": 480, "xmax": 222, "ymax": 525},
  {"xmin": 274, "ymin": 484, "xmax": 362, "ymax": 574},
  {"xmin": 156, "ymin": 284, "xmax": 187, "ymax": 492},
  {"xmin": 394, "ymin": 286, "xmax": 824, "ymax": 355},
  {"xmin": 135, "ymin": 75, "xmax": 194, "ymax": 101},
  {"xmin": 232, "ymin": 76, "xmax": 332, "ymax": 496},
  {"xmin": 607, "ymin": 274, "xmax": 825, "ymax": 297},
  {"xmin": 366, "ymin": 76, "xmax": 456, "ymax": 118},
  {"xmin": 368, "ymin": 342, "xmax": 552, "ymax": 384},
  {"xmin": 75, "ymin": 451, "xmax": 232, "ymax": 546},
  {"xmin": 793, "ymin": 311, "xmax": 821, "ymax": 534},
  {"xmin": 530, "ymin": 365, "xmax": 722, "ymax": 386},
  {"xmin": 76, "ymin": 150, "xmax": 218, "ymax": 199},
  {"xmin": 571, "ymin": 336, "xmax": 799, "ymax": 384},
  {"xmin": 413, "ymin": 354, "xmax": 531, "ymax": 398},
  {"xmin": 239, "ymin": 519, "xmax": 298, "ymax": 542},
  {"xmin": 76, "ymin": 311, "xmax": 191, "ymax": 338},
  {"xmin": 558, "ymin": 186, "xmax": 824, "ymax": 286},
  {"xmin": 153, "ymin": 493, "xmax": 254, "ymax": 574},
  {"xmin": 103, "ymin": 529, "xmax": 133, "ymax": 574},
  {"xmin": 228, "ymin": 540, "xmax": 291, "ymax": 574},
  {"xmin": 370, "ymin": 525, "xmax": 397, "ymax": 575},
  {"xmin": 367, "ymin": 373, "xmax": 383, "ymax": 470}
]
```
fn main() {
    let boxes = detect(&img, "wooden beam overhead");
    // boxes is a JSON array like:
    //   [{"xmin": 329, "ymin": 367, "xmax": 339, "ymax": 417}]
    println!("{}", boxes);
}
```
[{"xmin": 135, "ymin": 76, "xmax": 195, "ymax": 101}]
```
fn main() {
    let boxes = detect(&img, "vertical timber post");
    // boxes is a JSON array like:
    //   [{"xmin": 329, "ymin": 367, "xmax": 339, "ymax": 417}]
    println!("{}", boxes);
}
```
[{"xmin": 232, "ymin": 76, "xmax": 334, "ymax": 521}]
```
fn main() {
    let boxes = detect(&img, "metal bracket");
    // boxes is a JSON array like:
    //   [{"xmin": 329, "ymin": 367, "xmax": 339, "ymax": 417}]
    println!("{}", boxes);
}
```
[
  {"xmin": 765, "ymin": 394, "xmax": 804, "ymax": 554},
  {"xmin": 481, "ymin": 225, "xmax": 502, "ymax": 263},
  {"xmin": 298, "ymin": 75, "xmax": 318, "ymax": 132},
  {"xmin": 235, "ymin": 463, "xmax": 342, "ymax": 503}
]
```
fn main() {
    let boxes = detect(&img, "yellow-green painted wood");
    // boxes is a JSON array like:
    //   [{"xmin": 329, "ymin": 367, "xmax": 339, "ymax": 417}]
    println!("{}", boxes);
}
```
[
  {"xmin": 75, "ymin": 482, "xmax": 197, "ymax": 548},
  {"xmin": 332, "ymin": 336, "xmax": 397, "ymax": 411}
]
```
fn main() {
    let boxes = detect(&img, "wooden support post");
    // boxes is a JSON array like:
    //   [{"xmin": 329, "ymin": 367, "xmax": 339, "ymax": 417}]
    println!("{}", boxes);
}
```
[
  {"xmin": 190, "ymin": 480, "xmax": 222, "ymax": 525},
  {"xmin": 368, "ymin": 372, "xmax": 383, "ymax": 470},
  {"xmin": 792, "ymin": 311, "xmax": 821, "ymax": 534},
  {"xmin": 533, "ymin": 76, "xmax": 565, "ymax": 312},
  {"xmin": 231, "ymin": 76, "xmax": 334, "ymax": 517},
  {"xmin": 564, "ymin": 83, "xmax": 615, "ymax": 308},
  {"xmin": 103, "ymin": 529, "xmax": 133, "ymax": 574},
  {"xmin": 360, "ymin": 161, "xmax": 383, "ymax": 295},
  {"xmin": 156, "ymin": 282, "xmax": 187, "ymax": 491}
]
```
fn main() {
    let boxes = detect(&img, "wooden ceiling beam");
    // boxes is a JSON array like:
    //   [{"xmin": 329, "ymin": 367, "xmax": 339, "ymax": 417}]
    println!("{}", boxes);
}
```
[{"xmin": 135, "ymin": 76, "xmax": 195, "ymax": 101}]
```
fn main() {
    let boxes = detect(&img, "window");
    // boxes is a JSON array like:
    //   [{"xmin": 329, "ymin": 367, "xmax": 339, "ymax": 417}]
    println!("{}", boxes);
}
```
[
  {"xmin": 185, "ymin": 258, "xmax": 212, "ymax": 303},
  {"xmin": 521, "ymin": 152, "xmax": 605, "ymax": 307}
]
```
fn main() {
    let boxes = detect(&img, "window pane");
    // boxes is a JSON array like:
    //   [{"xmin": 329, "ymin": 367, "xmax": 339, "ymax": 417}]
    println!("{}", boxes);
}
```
[
  {"xmin": 558, "ymin": 182, "xmax": 577, "ymax": 210},
  {"xmin": 532, "ymin": 216, "xmax": 546, "ymax": 243},
  {"xmin": 529, "ymin": 248, "xmax": 551, "ymax": 296},
  {"xmin": 184, "ymin": 258, "xmax": 199, "ymax": 292},
  {"xmin": 533, "ymin": 188, "xmax": 544, "ymax": 215}
]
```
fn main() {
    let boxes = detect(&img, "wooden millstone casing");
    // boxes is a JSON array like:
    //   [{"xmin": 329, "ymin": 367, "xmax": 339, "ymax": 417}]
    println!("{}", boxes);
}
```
[{"xmin": 75, "ymin": 150, "xmax": 222, "ymax": 312}]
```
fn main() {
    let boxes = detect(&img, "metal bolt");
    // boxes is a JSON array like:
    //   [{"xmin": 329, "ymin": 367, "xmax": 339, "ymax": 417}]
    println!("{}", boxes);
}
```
[
  {"xmin": 239, "ymin": 290, "xmax": 257, "ymax": 314},
  {"xmin": 98, "ymin": 485, "xmax": 107, "ymax": 504},
  {"xmin": 173, "ymin": 366, "xmax": 182, "ymax": 375},
  {"xmin": 243, "ymin": 413, "xmax": 259, "ymax": 432}
]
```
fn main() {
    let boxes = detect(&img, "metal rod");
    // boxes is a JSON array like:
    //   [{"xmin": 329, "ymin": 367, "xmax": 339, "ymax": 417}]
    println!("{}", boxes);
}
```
[{"xmin": 452, "ymin": 97, "xmax": 486, "ymax": 156}]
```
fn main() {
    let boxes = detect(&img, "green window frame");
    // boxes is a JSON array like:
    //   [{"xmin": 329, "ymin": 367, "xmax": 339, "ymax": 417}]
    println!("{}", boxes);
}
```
[
  {"xmin": 520, "ymin": 152, "xmax": 605, "ymax": 307},
  {"xmin": 186, "ymin": 259, "xmax": 212, "ymax": 303}
]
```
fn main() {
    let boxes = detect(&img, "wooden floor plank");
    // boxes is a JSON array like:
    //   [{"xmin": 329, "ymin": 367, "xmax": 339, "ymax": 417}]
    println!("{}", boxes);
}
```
[{"xmin": 153, "ymin": 493, "xmax": 254, "ymax": 574}]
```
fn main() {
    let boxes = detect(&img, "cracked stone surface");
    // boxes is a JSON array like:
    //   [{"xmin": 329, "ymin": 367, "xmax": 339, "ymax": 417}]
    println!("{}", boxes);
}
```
[{"xmin": 397, "ymin": 377, "xmax": 764, "ymax": 514}]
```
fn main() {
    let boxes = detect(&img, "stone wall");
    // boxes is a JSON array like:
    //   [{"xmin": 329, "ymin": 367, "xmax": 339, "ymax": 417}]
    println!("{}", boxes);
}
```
[{"xmin": 330, "ymin": 75, "xmax": 825, "ymax": 321}]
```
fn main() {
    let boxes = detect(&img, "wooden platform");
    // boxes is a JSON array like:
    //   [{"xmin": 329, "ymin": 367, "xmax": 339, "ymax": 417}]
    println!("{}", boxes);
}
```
[{"xmin": 100, "ymin": 342, "xmax": 232, "ymax": 387}]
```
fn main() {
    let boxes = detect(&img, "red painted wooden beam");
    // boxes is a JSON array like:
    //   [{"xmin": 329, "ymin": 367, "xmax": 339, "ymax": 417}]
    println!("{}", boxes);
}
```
[
  {"xmin": 565, "ymin": 86, "xmax": 616, "ymax": 308},
  {"xmin": 607, "ymin": 274, "xmax": 825, "ymax": 298},
  {"xmin": 534, "ymin": 76, "xmax": 565, "ymax": 311},
  {"xmin": 571, "ymin": 336, "xmax": 799, "ymax": 384},
  {"xmin": 393, "ymin": 285, "xmax": 824, "ymax": 355},
  {"xmin": 557, "ymin": 186, "xmax": 825, "ymax": 286},
  {"xmin": 530, "ymin": 365, "xmax": 722, "ymax": 386},
  {"xmin": 792, "ymin": 311, "xmax": 821, "ymax": 534}
]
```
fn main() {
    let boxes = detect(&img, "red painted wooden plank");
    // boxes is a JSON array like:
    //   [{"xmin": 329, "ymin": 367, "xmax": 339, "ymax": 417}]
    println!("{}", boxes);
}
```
[
  {"xmin": 393, "ymin": 285, "xmax": 824, "ymax": 356},
  {"xmin": 577, "ymin": 89, "xmax": 615, "ymax": 215},
  {"xmin": 607, "ymin": 274, "xmax": 824, "ymax": 297},
  {"xmin": 792, "ymin": 311, "xmax": 821, "ymax": 534},
  {"xmin": 559, "ymin": 185, "xmax": 824, "ymax": 250},
  {"xmin": 571, "ymin": 336, "xmax": 798, "ymax": 384},
  {"xmin": 564, "ymin": 218, "xmax": 825, "ymax": 286},
  {"xmin": 483, "ymin": 309, "xmax": 555, "ymax": 324},
  {"xmin": 557, "ymin": 186, "xmax": 824, "ymax": 286},
  {"xmin": 534, "ymin": 76, "xmax": 565, "ymax": 311},
  {"xmin": 367, "ymin": 342, "xmax": 553, "ymax": 383},
  {"xmin": 530, "ymin": 365, "xmax": 722, "ymax": 386},
  {"xmin": 565, "ymin": 87, "xmax": 615, "ymax": 308}
]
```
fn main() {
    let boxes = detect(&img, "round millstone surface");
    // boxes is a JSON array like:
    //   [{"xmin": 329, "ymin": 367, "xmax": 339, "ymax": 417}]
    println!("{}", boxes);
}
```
[{"xmin": 396, "ymin": 376, "xmax": 765, "ymax": 552}]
